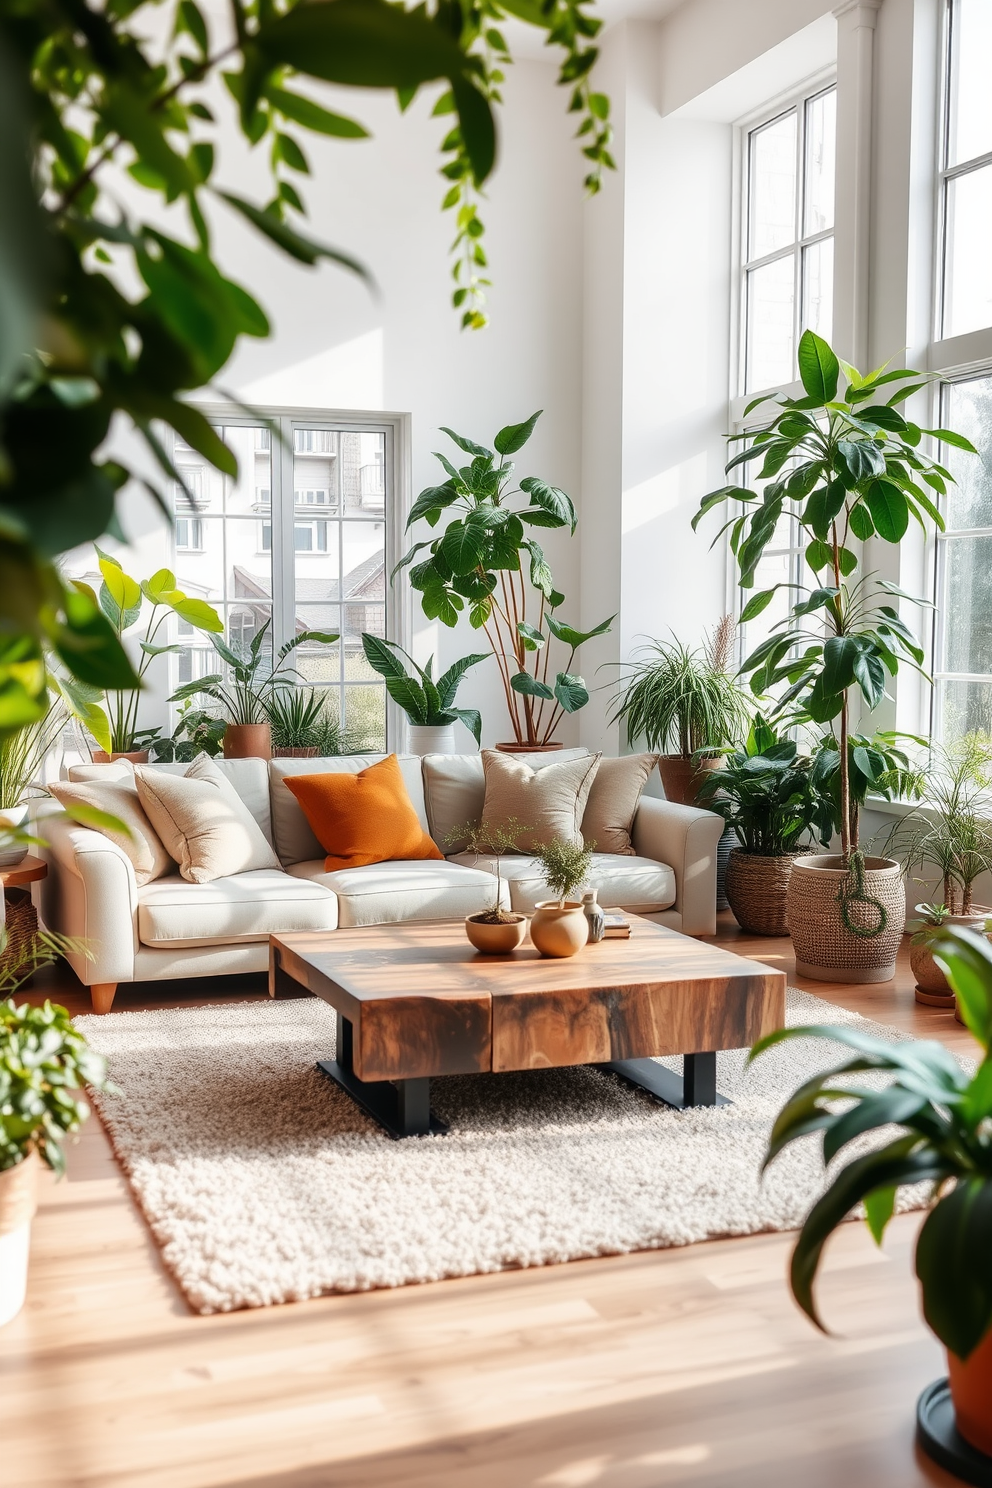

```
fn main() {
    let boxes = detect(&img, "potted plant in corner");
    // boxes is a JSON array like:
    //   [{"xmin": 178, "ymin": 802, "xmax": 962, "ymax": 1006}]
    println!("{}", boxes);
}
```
[
  {"xmin": 696, "ymin": 716, "xmax": 833, "ymax": 935},
  {"xmin": 750, "ymin": 924, "xmax": 992, "ymax": 1478},
  {"xmin": 170, "ymin": 618, "xmax": 338, "ymax": 759},
  {"xmin": 452, "ymin": 819, "xmax": 528, "ymax": 953},
  {"xmin": 529, "ymin": 838, "xmax": 596, "ymax": 958},
  {"xmin": 695, "ymin": 330, "xmax": 977, "ymax": 982},
  {"xmin": 361, "ymin": 634, "xmax": 488, "ymax": 754},
  {"xmin": 608, "ymin": 624, "xmax": 752, "ymax": 806},
  {"xmin": 393, "ymin": 413, "xmax": 614, "ymax": 751}
]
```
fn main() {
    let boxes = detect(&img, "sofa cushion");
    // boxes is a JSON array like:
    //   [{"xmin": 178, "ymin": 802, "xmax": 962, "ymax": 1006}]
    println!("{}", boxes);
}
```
[
  {"xmin": 135, "ymin": 757, "xmax": 280, "ymax": 884},
  {"xmin": 480, "ymin": 749, "xmax": 601, "ymax": 851},
  {"xmin": 287, "ymin": 858, "xmax": 506, "ymax": 928},
  {"xmin": 447, "ymin": 851, "xmax": 676, "ymax": 915},
  {"xmin": 68, "ymin": 758, "xmax": 275, "ymax": 846},
  {"xmin": 137, "ymin": 868, "xmax": 338, "ymax": 946},
  {"xmin": 270, "ymin": 754, "xmax": 429, "ymax": 865},
  {"xmin": 47, "ymin": 778, "xmax": 174, "ymax": 885},
  {"xmin": 581, "ymin": 752, "xmax": 659, "ymax": 855},
  {"xmin": 423, "ymin": 748, "xmax": 590, "ymax": 853},
  {"xmin": 283, "ymin": 755, "xmax": 443, "ymax": 871}
]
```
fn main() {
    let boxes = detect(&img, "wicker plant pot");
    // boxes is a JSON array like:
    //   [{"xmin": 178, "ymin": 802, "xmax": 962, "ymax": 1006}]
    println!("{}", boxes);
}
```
[
  {"xmin": 272, "ymin": 746, "xmax": 319, "ymax": 759},
  {"xmin": 724, "ymin": 849, "xmax": 799, "ymax": 936},
  {"xmin": 715, "ymin": 826, "xmax": 737, "ymax": 911},
  {"xmin": 787, "ymin": 854, "xmax": 906, "ymax": 983}
]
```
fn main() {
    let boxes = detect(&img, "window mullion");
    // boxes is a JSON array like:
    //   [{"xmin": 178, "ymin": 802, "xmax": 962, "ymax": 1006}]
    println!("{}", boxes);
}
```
[{"xmin": 274, "ymin": 417, "xmax": 295, "ymax": 658}]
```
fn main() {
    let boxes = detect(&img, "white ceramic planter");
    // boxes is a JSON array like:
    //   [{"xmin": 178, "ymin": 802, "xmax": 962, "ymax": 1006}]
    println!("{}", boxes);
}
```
[
  {"xmin": 0, "ymin": 802, "xmax": 30, "ymax": 868},
  {"xmin": 408, "ymin": 724, "xmax": 458, "ymax": 756},
  {"xmin": 0, "ymin": 1153, "xmax": 38, "ymax": 1327}
]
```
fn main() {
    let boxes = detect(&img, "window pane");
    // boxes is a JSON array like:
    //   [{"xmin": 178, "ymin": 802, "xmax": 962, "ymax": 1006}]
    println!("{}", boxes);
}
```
[
  {"xmin": 944, "ymin": 164, "xmax": 992, "ymax": 337},
  {"xmin": 942, "ymin": 534, "xmax": 992, "ymax": 674},
  {"xmin": 746, "ymin": 255, "xmax": 795, "ymax": 391},
  {"xmin": 344, "ymin": 686, "xmax": 387, "ymax": 752},
  {"xmin": 749, "ymin": 111, "xmax": 797, "ymax": 260},
  {"xmin": 947, "ymin": 0, "xmax": 992, "ymax": 166},
  {"xmin": 943, "ymin": 376, "xmax": 992, "ymax": 530},
  {"xmin": 937, "ymin": 678, "xmax": 992, "ymax": 740},
  {"xmin": 293, "ymin": 609, "xmax": 342, "ymax": 684},
  {"xmin": 804, "ymin": 89, "xmax": 836, "ymax": 235},
  {"xmin": 802, "ymin": 235, "xmax": 833, "ymax": 344}
]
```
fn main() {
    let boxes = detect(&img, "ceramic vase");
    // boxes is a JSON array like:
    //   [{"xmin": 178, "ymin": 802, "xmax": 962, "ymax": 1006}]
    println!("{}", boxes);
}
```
[
  {"xmin": 529, "ymin": 900, "xmax": 587, "ymax": 958},
  {"xmin": 464, "ymin": 913, "xmax": 527, "ymax": 954},
  {"xmin": 409, "ymin": 724, "xmax": 458, "ymax": 756}
]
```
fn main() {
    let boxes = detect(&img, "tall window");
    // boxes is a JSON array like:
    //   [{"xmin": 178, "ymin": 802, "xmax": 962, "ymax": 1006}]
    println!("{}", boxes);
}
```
[
  {"xmin": 171, "ymin": 413, "xmax": 391, "ymax": 750},
  {"xmin": 939, "ymin": 0, "xmax": 992, "ymax": 340},
  {"xmin": 740, "ymin": 84, "xmax": 836, "ymax": 394}
]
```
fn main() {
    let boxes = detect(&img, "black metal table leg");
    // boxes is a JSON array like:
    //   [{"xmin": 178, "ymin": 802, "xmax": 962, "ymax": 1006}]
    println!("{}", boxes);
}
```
[
  {"xmin": 598, "ymin": 1051, "xmax": 730, "ymax": 1110},
  {"xmin": 317, "ymin": 1014, "xmax": 448, "ymax": 1139}
]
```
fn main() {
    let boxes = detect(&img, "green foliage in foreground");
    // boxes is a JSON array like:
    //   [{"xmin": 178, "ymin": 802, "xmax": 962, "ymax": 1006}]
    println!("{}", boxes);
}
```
[{"xmin": 751, "ymin": 924, "xmax": 992, "ymax": 1361}]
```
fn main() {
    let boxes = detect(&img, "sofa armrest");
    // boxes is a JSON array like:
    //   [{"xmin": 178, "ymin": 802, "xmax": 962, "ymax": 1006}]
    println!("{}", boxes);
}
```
[
  {"xmin": 631, "ymin": 797, "xmax": 724, "ymax": 937},
  {"xmin": 40, "ymin": 813, "xmax": 137, "ymax": 986}
]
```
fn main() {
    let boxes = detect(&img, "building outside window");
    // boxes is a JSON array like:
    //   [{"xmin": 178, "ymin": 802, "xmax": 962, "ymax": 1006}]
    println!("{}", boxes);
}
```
[{"xmin": 739, "ymin": 82, "xmax": 836, "ymax": 394}]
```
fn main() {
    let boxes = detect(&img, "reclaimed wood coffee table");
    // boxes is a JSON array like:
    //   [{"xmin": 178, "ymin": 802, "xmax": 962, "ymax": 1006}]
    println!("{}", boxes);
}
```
[{"xmin": 269, "ymin": 916, "xmax": 786, "ymax": 1139}]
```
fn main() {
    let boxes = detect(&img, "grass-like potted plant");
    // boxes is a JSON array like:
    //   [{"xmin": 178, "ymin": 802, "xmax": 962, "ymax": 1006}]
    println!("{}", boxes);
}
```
[
  {"xmin": 171, "ymin": 618, "xmax": 338, "ymax": 759},
  {"xmin": 0, "ymin": 702, "xmax": 71, "ymax": 867},
  {"xmin": 0, "ymin": 934, "xmax": 115, "ymax": 1326},
  {"xmin": 265, "ymin": 686, "xmax": 324, "ymax": 758},
  {"xmin": 393, "ymin": 413, "xmax": 614, "ymax": 750},
  {"xmin": 529, "ymin": 838, "xmax": 596, "ymax": 958},
  {"xmin": 608, "ymin": 623, "xmax": 752, "ymax": 806},
  {"xmin": 751, "ymin": 923, "xmax": 992, "ymax": 1474},
  {"xmin": 696, "ymin": 330, "xmax": 976, "ymax": 981},
  {"xmin": 696, "ymin": 717, "xmax": 832, "ymax": 935},
  {"xmin": 452, "ymin": 819, "xmax": 528, "ymax": 953},
  {"xmin": 361, "ymin": 634, "xmax": 488, "ymax": 754}
]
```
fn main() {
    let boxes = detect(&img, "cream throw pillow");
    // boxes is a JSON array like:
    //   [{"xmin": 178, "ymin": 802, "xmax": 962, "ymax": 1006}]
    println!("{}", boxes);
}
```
[
  {"xmin": 479, "ymin": 749, "xmax": 601, "ymax": 851},
  {"xmin": 47, "ymin": 779, "xmax": 174, "ymax": 886},
  {"xmin": 581, "ymin": 753, "xmax": 659, "ymax": 855},
  {"xmin": 134, "ymin": 756, "xmax": 279, "ymax": 884}
]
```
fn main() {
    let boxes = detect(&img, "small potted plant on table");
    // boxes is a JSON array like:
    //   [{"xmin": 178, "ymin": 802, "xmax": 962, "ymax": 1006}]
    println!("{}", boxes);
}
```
[
  {"xmin": 529, "ymin": 838, "xmax": 596, "ymax": 958},
  {"xmin": 453, "ymin": 819, "xmax": 528, "ymax": 953}
]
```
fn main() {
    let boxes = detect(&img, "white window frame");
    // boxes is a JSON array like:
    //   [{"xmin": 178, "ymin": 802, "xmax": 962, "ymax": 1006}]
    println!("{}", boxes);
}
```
[{"xmin": 172, "ymin": 405, "xmax": 411, "ymax": 747}]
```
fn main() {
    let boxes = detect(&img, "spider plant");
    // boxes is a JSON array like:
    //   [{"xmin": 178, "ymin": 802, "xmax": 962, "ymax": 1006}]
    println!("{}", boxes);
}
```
[
  {"xmin": 609, "ymin": 631, "xmax": 752, "ymax": 760},
  {"xmin": 170, "ymin": 620, "xmax": 338, "ymax": 725},
  {"xmin": 883, "ymin": 734, "xmax": 992, "ymax": 916}
]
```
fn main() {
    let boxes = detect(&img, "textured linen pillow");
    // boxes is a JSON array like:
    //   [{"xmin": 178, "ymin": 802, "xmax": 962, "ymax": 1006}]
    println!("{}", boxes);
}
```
[
  {"xmin": 47, "ymin": 779, "xmax": 174, "ymax": 886},
  {"xmin": 479, "ymin": 749, "xmax": 601, "ymax": 851},
  {"xmin": 133, "ymin": 755, "xmax": 280, "ymax": 884},
  {"xmin": 283, "ymin": 754, "xmax": 444, "ymax": 871},
  {"xmin": 581, "ymin": 753, "xmax": 660, "ymax": 855}
]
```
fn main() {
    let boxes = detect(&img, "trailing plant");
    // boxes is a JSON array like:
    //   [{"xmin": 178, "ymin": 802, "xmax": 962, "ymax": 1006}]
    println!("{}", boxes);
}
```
[
  {"xmin": 171, "ymin": 619, "xmax": 337, "ymax": 726},
  {"xmin": 361, "ymin": 634, "xmax": 488, "ymax": 747},
  {"xmin": 394, "ymin": 414, "xmax": 614, "ymax": 747},
  {"xmin": 0, "ymin": 988, "xmax": 116, "ymax": 1176},
  {"xmin": 695, "ymin": 716, "xmax": 833, "ymax": 856},
  {"xmin": 95, "ymin": 551, "xmax": 223, "ymax": 753},
  {"xmin": 148, "ymin": 701, "xmax": 226, "ymax": 763},
  {"xmin": 750, "ymin": 923, "xmax": 992, "ymax": 1364},
  {"xmin": 448, "ymin": 818, "xmax": 524, "ymax": 923},
  {"xmin": 882, "ymin": 734, "xmax": 992, "ymax": 915},
  {"xmin": 0, "ymin": 0, "xmax": 612, "ymax": 726},
  {"xmin": 531, "ymin": 837, "xmax": 596, "ymax": 906},
  {"xmin": 609, "ymin": 631, "xmax": 752, "ymax": 757},
  {"xmin": 694, "ymin": 330, "xmax": 977, "ymax": 865}
]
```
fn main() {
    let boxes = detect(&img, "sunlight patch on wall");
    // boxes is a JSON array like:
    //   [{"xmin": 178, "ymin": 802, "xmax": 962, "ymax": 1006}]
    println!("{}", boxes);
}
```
[
  {"xmin": 237, "ymin": 329, "xmax": 385, "ymax": 410},
  {"xmin": 621, "ymin": 454, "xmax": 708, "ymax": 536}
]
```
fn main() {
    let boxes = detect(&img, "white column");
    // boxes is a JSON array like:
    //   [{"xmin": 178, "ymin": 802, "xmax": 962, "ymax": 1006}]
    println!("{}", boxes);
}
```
[{"xmin": 832, "ymin": 0, "xmax": 882, "ymax": 370}]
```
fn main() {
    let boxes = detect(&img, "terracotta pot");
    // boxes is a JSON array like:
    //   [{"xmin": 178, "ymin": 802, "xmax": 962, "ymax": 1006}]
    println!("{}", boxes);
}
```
[
  {"xmin": 223, "ymin": 724, "xmax": 272, "ymax": 760},
  {"xmin": 272, "ymin": 747, "xmax": 319, "ymax": 759},
  {"xmin": 657, "ymin": 755, "xmax": 721, "ymax": 807},
  {"xmin": 91, "ymin": 750, "xmax": 149, "ymax": 765},
  {"xmin": 0, "ymin": 1152, "xmax": 38, "ymax": 1327},
  {"xmin": 724, "ymin": 849, "xmax": 799, "ymax": 936},
  {"xmin": 495, "ymin": 741, "xmax": 564, "ymax": 754},
  {"xmin": 529, "ymin": 900, "xmax": 587, "ymax": 958},
  {"xmin": 911, "ymin": 912, "xmax": 992, "ymax": 1005},
  {"xmin": 787, "ymin": 855, "xmax": 906, "ymax": 983},
  {"xmin": 948, "ymin": 1326, "xmax": 992, "ymax": 1456},
  {"xmin": 464, "ymin": 913, "xmax": 527, "ymax": 954}
]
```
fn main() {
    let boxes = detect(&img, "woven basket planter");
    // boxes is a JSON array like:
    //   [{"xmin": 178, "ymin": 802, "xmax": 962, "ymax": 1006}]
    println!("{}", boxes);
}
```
[
  {"xmin": 0, "ymin": 892, "xmax": 38, "ymax": 983},
  {"xmin": 724, "ymin": 849, "xmax": 798, "ymax": 936},
  {"xmin": 787, "ymin": 854, "xmax": 906, "ymax": 983}
]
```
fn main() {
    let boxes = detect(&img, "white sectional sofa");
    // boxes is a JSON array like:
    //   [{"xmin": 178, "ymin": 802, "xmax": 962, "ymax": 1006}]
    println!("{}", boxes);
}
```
[{"xmin": 40, "ymin": 750, "xmax": 724, "ymax": 1012}]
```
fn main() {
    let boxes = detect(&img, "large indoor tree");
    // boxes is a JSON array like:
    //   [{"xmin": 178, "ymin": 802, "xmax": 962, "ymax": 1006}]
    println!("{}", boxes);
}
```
[{"xmin": 0, "ymin": 0, "xmax": 613, "ymax": 730}]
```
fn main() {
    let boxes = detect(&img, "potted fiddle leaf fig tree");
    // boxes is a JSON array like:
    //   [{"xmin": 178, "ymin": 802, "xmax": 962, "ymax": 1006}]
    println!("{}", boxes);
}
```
[
  {"xmin": 394, "ymin": 413, "xmax": 614, "ymax": 750},
  {"xmin": 695, "ymin": 330, "xmax": 977, "ymax": 982}
]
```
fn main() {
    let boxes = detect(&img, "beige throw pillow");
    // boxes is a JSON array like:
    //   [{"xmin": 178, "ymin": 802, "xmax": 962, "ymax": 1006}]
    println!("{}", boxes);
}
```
[
  {"xmin": 580, "ymin": 753, "xmax": 659, "ymax": 855},
  {"xmin": 47, "ymin": 779, "xmax": 174, "ymax": 886},
  {"xmin": 134, "ymin": 755, "xmax": 279, "ymax": 884},
  {"xmin": 479, "ymin": 749, "xmax": 601, "ymax": 851}
]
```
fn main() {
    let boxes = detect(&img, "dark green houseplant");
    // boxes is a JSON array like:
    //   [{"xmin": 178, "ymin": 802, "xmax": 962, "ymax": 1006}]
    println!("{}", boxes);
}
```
[
  {"xmin": 361, "ymin": 634, "xmax": 487, "ymax": 750},
  {"xmin": 394, "ymin": 414, "xmax": 614, "ymax": 749},
  {"xmin": 751, "ymin": 923, "xmax": 992, "ymax": 1464}
]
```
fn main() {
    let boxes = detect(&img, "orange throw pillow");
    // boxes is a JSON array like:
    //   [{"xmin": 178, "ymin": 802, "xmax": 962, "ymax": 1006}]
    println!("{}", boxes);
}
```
[{"xmin": 284, "ymin": 755, "xmax": 443, "ymax": 871}]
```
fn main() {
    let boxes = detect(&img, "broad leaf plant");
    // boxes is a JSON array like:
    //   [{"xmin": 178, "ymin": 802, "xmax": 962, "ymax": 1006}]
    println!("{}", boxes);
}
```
[
  {"xmin": 0, "ymin": 0, "xmax": 613, "ymax": 735},
  {"xmin": 361, "ymin": 632, "xmax": 488, "ymax": 745}
]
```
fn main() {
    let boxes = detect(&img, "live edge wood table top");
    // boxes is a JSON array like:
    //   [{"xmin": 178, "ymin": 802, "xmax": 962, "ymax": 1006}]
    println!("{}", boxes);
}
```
[{"xmin": 269, "ymin": 917, "xmax": 787, "ymax": 1139}]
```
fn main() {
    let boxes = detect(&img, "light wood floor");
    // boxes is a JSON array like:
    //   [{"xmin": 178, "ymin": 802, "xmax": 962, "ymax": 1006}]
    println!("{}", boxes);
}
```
[{"xmin": 1, "ymin": 917, "xmax": 975, "ymax": 1488}]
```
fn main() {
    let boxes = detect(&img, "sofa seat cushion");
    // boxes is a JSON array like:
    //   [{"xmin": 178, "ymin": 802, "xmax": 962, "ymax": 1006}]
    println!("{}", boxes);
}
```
[
  {"xmin": 137, "ymin": 869, "xmax": 338, "ymax": 947},
  {"xmin": 447, "ymin": 852, "xmax": 676, "ymax": 915},
  {"xmin": 287, "ymin": 858, "xmax": 507, "ymax": 928}
]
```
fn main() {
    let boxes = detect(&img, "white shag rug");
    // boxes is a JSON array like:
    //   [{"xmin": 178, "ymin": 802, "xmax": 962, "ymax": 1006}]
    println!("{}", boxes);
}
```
[{"xmin": 77, "ymin": 990, "xmax": 936, "ymax": 1315}]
